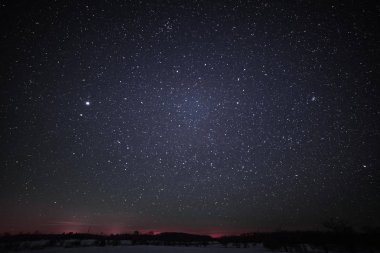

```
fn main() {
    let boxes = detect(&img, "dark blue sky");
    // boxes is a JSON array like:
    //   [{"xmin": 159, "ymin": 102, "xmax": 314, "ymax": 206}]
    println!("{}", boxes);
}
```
[{"xmin": 0, "ymin": 0, "xmax": 379, "ymax": 235}]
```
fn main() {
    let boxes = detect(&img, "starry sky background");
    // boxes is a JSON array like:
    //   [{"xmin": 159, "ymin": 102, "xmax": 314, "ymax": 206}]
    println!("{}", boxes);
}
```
[{"xmin": 0, "ymin": 0, "xmax": 379, "ymax": 236}]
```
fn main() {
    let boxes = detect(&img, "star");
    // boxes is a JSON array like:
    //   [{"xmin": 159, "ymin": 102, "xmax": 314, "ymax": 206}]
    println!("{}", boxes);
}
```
[{"xmin": 0, "ymin": 0, "xmax": 378, "ymax": 237}]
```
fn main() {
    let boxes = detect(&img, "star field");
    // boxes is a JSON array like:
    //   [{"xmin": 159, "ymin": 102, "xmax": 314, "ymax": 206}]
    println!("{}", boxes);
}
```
[{"xmin": 0, "ymin": 1, "xmax": 379, "ymax": 235}]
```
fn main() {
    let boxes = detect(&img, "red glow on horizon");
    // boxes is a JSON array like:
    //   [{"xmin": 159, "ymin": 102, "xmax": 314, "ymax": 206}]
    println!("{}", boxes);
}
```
[
  {"xmin": 0, "ymin": 217, "xmax": 270, "ymax": 237},
  {"xmin": 0, "ymin": 224, "xmax": 258, "ymax": 237}
]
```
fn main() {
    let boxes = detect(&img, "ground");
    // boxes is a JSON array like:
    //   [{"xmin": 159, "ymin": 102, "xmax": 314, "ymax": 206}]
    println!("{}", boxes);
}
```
[{"xmin": 17, "ymin": 245, "xmax": 276, "ymax": 253}]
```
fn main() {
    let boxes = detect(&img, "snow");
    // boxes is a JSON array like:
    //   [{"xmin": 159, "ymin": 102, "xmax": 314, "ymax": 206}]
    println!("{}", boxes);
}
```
[
  {"xmin": 17, "ymin": 245, "xmax": 277, "ymax": 253},
  {"xmin": 80, "ymin": 240, "xmax": 98, "ymax": 247},
  {"xmin": 19, "ymin": 240, "xmax": 50, "ymax": 250}
]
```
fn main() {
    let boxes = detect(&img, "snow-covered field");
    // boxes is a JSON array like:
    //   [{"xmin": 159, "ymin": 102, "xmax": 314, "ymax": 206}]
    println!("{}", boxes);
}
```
[{"xmin": 17, "ymin": 245, "xmax": 276, "ymax": 253}]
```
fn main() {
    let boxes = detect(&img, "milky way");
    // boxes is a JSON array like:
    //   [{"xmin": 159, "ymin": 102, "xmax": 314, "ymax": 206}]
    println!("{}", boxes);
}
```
[{"xmin": 0, "ymin": 1, "xmax": 379, "ymax": 235}]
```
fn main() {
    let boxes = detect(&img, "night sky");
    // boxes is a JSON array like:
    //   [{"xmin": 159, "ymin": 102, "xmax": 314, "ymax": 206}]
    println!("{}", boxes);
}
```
[{"xmin": 0, "ymin": 1, "xmax": 379, "ymax": 236}]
